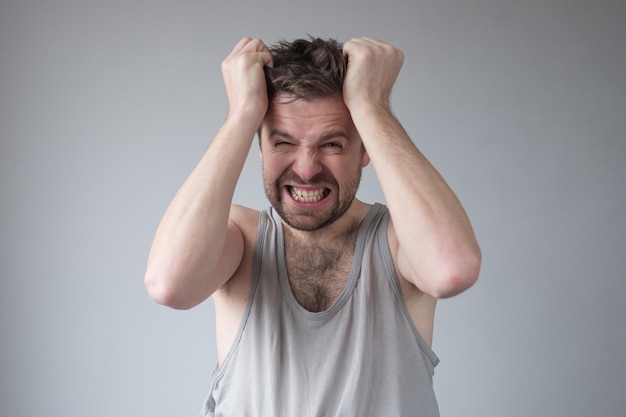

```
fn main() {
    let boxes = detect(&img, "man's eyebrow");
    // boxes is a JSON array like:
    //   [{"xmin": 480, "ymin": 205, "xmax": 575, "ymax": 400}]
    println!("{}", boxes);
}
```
[
  {"xmin": 268, "ymin": 129, "xmax": 349, "ymax": 141},
  {"xmin": 319, "ymin": 131, "xmax": 349, "ymax": 141},
  {"xmin": 268, "ymin": 130, "xmax": 295, "ymax": 140}
]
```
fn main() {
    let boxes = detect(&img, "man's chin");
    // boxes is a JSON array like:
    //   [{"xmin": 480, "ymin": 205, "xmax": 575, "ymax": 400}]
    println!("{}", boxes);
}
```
[{"xmin": 276, "ymin": 208, "xmax": 338, "ymax": 232}]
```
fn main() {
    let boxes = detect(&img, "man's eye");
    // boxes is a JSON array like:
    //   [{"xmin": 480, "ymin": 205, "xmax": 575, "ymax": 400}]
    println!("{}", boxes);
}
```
[{"xmin": 323, "ymin": 142, "xmax": 341, "ymax": 148}]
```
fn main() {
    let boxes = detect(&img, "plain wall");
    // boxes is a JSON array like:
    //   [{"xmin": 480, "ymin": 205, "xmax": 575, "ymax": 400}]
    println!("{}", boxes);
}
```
[{"xmin": 1, "ymin": 0, "xmax": 625, "ymax": 416}]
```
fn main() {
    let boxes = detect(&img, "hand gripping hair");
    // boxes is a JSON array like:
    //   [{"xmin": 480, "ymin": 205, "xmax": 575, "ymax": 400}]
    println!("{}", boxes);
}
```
[{"xmin": 264, "ymin": 37, "xmax": 347, "ymax": 104}]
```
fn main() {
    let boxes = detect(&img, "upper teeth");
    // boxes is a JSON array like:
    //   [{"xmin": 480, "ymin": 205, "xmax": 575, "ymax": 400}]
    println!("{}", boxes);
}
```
[{"xmin": 291, "ymin": 187, "xmax": 325, "ymax": 202}]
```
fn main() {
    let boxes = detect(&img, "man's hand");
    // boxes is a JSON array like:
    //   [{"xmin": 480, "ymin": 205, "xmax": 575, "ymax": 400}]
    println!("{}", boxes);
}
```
[
  {"xmin": 342, "ymin": 37, "xmax": 404, "ymax": 113},
  {"xmin": 221, "ymin": 37, "xmax": 273, "ymax": 126},
  {"xmin": 340, "ymin": 37, "xmax": 480, "ymax": 300}
]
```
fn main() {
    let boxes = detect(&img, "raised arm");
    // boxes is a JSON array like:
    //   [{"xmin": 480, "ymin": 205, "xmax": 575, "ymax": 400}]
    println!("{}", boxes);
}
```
[
  {"xmin": 342, "ymin": 38, "xmax": 481, "ymax": 298},
  {"xmin": 144, "ymin": 37, "xmax": 272, "ymax": 309}
]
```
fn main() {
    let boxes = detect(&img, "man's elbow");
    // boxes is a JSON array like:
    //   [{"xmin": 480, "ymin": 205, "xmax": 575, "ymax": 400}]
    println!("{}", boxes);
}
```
[
  {"xmin": 431, "ymin": 253, "xmax": 481, "ymax": 299},
  {"xmin": 144, "ymin": 269, "xmax": 198, "ymax": 310}
]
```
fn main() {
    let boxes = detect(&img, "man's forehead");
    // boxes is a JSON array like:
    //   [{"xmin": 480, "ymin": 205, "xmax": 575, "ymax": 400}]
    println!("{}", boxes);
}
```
[
  {"xmin": 264, "ymin": 95, "xmax": 353, "ymax": 127},
  {"xmin": 266, "ymin": 128, "xmax": 351, "ymax": 141}
]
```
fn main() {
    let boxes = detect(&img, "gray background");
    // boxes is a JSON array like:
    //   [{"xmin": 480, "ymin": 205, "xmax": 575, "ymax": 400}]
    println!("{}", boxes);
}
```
[{"xmin": 1, "ymin": 0, "xmax": 625, "ymax": 416}]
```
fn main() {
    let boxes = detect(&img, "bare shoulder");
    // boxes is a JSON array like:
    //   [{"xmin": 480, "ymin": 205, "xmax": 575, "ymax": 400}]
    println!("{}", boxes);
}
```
[
  {"xmin": 386, "ymin": 216, "xmax": 437, "ymax": 346},
  {"xmin": 230, "ymin": 203, "xmax": 260, "ymax": 239},
  {"xmin": 217, "ymin": 204, "xmax": 260, "ymax": 297}
]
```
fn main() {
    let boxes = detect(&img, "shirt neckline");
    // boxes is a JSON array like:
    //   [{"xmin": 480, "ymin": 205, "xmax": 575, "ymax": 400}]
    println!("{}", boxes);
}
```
[{"xmin": 272, "ymin": 203, "xmax": 383, "ymax": 321}]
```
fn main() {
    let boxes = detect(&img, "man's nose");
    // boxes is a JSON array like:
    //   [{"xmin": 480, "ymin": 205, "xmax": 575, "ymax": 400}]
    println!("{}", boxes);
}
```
[{"xmin": 291, "ymin": 150, "xmax": 323, "ymax": 182}]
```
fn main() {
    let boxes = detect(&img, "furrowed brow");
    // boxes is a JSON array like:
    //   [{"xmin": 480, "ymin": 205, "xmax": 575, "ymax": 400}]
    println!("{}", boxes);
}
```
[
  {"xmin": 269, "ymin": 130, "xmax": 295, "ymax": 140},
  {"xmin": 267, "ymin": 129, "xmax": 349, "ymax": 144},
  {"xmin": 319, "ymin": 131, "xmax": 349, "ymax": 141}
]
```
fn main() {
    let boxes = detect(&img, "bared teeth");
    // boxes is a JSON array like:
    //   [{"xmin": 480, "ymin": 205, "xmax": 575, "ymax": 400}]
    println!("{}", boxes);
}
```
[{"xmin": 290, "ymin": 187, "xmax": 325, "ymax": 203}]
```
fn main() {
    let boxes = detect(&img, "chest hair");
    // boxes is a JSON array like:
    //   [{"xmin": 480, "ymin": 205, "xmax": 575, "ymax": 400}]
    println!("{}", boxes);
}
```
[{"xmin": 284, "ymin": 221, "xmax": 360, "ymax": 312}]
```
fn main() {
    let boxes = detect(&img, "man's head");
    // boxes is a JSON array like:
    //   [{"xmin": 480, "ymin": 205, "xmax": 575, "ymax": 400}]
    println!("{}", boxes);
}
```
[
  {"xmin": 264, "ymin": 37, "xmax": 346, "ymax": 105},
  {"xmin": 259, "ymin": 37, "xmax": 369, "ymax": 232}
]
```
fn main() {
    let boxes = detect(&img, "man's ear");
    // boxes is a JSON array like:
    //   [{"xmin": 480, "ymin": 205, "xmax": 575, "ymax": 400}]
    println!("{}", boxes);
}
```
[{"xmin": 361, "ymin": 150, "xmax": 370, "ymax": 167}]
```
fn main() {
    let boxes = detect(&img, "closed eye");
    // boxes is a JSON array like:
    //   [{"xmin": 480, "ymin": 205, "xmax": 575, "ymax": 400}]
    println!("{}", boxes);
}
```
[{"xmin": 322, "ymin": 142, "xmax": 342, "ymax": 148}]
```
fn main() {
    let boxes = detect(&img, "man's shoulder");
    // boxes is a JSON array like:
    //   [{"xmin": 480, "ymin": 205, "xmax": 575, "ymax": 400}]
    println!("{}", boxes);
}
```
[
  {"xmin": 230, "ymin": 204, "xmax": 267, "ymax": 250},
  {"xmin": 230, "ymin": 204, "xmax": 260, "ymax": 228},
  {"xmin": 215, "ymin": 205, "xmax": 260, "ymax": 298}
]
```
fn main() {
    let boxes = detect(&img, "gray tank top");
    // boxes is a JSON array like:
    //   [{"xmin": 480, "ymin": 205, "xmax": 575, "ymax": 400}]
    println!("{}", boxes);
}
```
[{"xmin": 200, "ymin": 204, "xmax": 440, "ymax": 416}]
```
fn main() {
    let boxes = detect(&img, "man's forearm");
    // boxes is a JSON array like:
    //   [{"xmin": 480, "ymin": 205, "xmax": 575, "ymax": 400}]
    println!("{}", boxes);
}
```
[
  {"xmin": 352, "ymin": 105, "xmax": 480, "ymax": 297},
  {"xmin": 144, "ymin": 117, "xmax": 257, "ymax": 308}
]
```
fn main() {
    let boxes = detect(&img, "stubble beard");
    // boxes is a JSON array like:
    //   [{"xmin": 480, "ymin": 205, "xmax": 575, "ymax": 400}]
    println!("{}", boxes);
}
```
[{"xmin": 263, "ymin": 166, "xmax": 363, "ymax": 232}]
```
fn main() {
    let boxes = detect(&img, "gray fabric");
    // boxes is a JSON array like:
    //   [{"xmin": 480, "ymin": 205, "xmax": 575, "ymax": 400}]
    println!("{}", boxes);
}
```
[{"xmin": 200, "ymin": 204, "xmax": 440, "ymax": 417}]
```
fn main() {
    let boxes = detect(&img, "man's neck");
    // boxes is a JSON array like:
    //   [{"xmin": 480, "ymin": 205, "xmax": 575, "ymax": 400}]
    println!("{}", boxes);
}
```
[{"xmin": 281, "ymin": 199, "xmax": 371, "ymax": 245}]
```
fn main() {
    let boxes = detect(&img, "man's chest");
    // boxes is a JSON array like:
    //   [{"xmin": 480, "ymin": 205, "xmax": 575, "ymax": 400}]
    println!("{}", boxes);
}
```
[{"xmin": 284, "ymin": 240, "xmax": 356, "ymax": 312}]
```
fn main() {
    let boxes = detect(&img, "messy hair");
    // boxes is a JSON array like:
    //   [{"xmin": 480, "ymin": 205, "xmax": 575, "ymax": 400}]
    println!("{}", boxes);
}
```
[{"xmin": 264, "ymin": 37, "xmax": 346, "ymax": 103}]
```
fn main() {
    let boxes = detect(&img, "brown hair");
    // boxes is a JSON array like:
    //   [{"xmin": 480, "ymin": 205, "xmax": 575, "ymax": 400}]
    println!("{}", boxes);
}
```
[{"xmin": 264, "ymin": 37, "xmax": 346, "ymax": 103}]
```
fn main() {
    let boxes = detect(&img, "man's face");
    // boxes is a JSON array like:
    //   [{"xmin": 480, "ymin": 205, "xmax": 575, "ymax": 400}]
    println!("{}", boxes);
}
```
[{"xmin": 259, "ymin": 93, "xmax": 370, "ymax": 231}]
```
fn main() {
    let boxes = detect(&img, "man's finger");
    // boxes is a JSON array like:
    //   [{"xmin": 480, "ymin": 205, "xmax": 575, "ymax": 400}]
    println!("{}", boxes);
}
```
[
  {"xmin": 231, "ymin": 36, "xmax": 253, "ymax": 53},
  {"xmin": 257, "ymin": 51, "xmax": 274, "ymax": 68},
  {"xmin": 241, "ymin": 38, "xmax": 268, "ymax": 53}
]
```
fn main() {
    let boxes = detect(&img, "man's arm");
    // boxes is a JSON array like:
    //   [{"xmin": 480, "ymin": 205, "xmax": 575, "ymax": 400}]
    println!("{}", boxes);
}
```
[
  {"xmin": 343, "ymin": 38, "xmax": 481, "ymax": 298},
  {"xmin": 144, "ymin": 37, "xmax": 272, "ymax": 309}
]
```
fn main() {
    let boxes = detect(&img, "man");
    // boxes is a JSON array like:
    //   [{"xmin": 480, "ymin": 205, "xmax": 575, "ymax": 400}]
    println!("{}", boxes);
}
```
[{"xmin": 145, "ymin": 36, "xmax": 481, "ymax": 416}]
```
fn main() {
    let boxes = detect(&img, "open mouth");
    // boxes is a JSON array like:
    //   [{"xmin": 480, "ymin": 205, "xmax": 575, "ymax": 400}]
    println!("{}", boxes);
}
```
[{"xmin": 288, "ymin": 186, "xmax": 330, "ymax": 203}]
